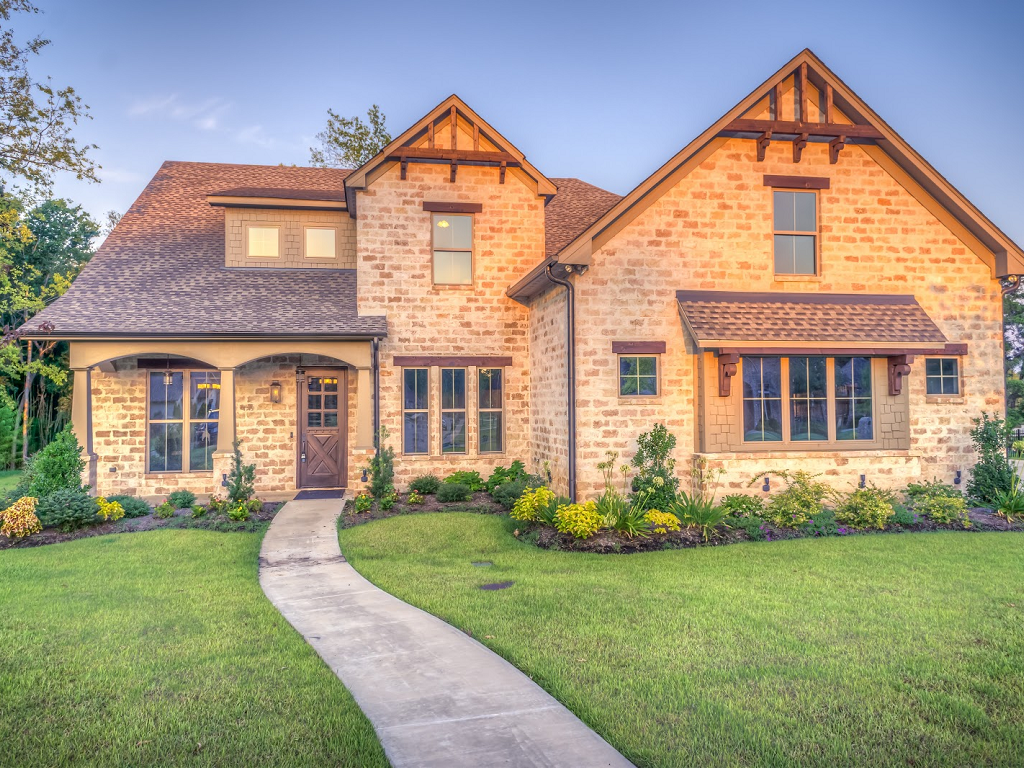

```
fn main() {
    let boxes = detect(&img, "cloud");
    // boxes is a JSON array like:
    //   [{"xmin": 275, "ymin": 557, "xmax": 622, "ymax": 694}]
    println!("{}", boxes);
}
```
[
  {"xmin": 99, "ymin": 167, "xmax": 145, "ymax": 184},
  {"xmin": 235, "ymin": 125, "xmax": 274, "ymax": 148},
  {"xmin": 127, "ymin": 94, "xmax": 231, "ymax": 131}
]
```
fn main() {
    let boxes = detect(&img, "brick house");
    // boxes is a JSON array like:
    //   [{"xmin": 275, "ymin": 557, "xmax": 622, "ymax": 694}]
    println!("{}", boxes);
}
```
[{"xmin": 22, "ymin": 50, "xmax": 1024, "ymax": 500}]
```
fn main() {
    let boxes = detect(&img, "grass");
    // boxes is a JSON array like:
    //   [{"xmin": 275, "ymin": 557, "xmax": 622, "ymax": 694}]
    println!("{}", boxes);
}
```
[
  {"xmin": 0, "ymin": 530, "xmax": 388, "ymax": 767},
  {"xmin": 340, "ymin": 514, "xmax": 1024, "ymax": 768},
  {"xmin": 0, "ymin": 469, "xmax": 21, "ymax": 493}
]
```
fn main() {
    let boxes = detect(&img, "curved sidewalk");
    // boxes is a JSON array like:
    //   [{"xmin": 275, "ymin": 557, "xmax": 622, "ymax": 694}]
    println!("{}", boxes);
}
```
[{"xmin": 259, "ymin": 498, "xmax": 633, "ymax": 768}]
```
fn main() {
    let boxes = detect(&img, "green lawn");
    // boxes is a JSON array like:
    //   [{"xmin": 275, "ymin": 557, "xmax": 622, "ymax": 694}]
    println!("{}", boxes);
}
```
[
  {"xmin": 0, "ymin": 469, "xmax": 21, "ymax": 493},
  {"xmin": 340, "ymin": 514, "xmax": 1024, "ymax": 768},
  {"xmin": 0, "ymin": 530, "xmax": 388, "ymax": 767}
]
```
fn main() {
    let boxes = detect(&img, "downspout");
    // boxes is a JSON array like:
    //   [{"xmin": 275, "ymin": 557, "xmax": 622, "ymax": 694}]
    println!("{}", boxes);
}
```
[
  {"xmin": 371, "ymin": 337, "xmax": 381, "ymax": 460},
  {"xmin": 544, "ymin": 262, "xmax": 579, "ymax": 502},
  {"xmin": 1002, "ymin": 276, "xmax": 1022, "ymax": 440}
]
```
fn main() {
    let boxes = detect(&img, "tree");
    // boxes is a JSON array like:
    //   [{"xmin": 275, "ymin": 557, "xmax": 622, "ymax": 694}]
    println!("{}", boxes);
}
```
[
  {"xmin": 0, "ymin": 1, "xmax": 98, "ymax": 192},
  {"xmin": 309, "ymin": 104, "xmax": 391, "ymax": 169},
  {"xmin": 100, "ymin": 209, "xmax": 120, "ymax": 238}
]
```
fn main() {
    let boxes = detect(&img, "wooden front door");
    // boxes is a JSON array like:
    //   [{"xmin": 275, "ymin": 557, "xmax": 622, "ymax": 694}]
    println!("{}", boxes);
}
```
[{"xmin": 298, "ymin": 370, "xmax": 346, "ymax": 488}]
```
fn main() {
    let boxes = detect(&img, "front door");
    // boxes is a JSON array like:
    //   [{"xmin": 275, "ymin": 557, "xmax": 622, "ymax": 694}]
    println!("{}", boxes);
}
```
[{"xmin": 298, "ymin": 370, "xmax": 346, "ymax": 488}]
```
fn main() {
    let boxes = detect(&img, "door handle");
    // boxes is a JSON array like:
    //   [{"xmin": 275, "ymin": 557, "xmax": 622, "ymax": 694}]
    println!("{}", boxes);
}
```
[{"xmin": 301, "ymin": 440, "xmax": 306, "ymax": 462}]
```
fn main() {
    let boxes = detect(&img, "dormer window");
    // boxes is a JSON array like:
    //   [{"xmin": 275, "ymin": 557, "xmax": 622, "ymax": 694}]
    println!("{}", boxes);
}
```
[
  {"xmin": 304, "ymin": 226, "xmax": 337, "ymax": 259},
  {"xmin": 432, "ymin": 213, "xmax": 473, "ymax": 285},
  {"xmin": 246, "ymin": 225, "xmax": 280, "ymax": 259}
]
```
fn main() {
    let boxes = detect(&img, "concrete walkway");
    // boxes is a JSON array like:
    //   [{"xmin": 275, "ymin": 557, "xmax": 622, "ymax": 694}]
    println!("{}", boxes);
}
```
[{"xmin": 259, "ymin": 498, "xmax": 633, "ymax": 768}]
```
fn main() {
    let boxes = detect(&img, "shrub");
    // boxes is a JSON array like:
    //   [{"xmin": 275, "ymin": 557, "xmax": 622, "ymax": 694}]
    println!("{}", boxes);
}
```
[
  {"xmin": 354, "ymin": 493, "xmax": 372, "ymax": 513},
  {"xmin": 726, "ymin": 515, "xmax": 766, "ymax": 541},
  {"xmin": 37, "ymin": 490, "xmax": 100, "ymax": 532},
  {"xmin": 720, "ymin": 494, "xmax": 765, "ymax": 518},
  {"xmin": 168, "ymin": 490, "xmax": 197, "ymax": 509},
  {"xmin": 833, "ymin": 487, "xmax": 896, "ymax": 530},
  {"xmin": 905, "ymin": 479, "xmax": 962, "ymax": 504},
  {"xmin": 27, "ymin": 426, "xmax": 86, "ymax": 498},
  {"xmin": 993, "ymin": 472, "xmax": 1024, "ymax": 523},
  {"xmin": 805, "ymin": 509, "xmax": 839, "ymax": 537},
  {"xmin": 890, "ymin": 504, "xmax": 918, "ymax": 527},
  {"xmin": 485, "ymin": 461, "xmax": 527, "ymax": 493},
  {"xmin": 966, "ymin": 413, "xmax": 1014, "ymax": 505},
  {"xmin": 226, "ymin": 439, "xmax": 256, "ymax": 503},
  {"xmin": 95, "ymin": 497, "xmax": 125, "ymax": 523},
  {"xmin": 443, "ymin": 471, "xmax": 485, "ymax": 492},
  {"xmin": 493, "ymin": 474, "xmax": 545, "ymax": 510},
  {"xmin": 511, "ymin": 487, "xmax": 555, "ymax": 522},
  {"xmin": 535, "ymin": 494, "xmax": 568, "ymax": 526},
  {"xmin": 630, "ymin": 424, "xmax": 680, "ymax": 511},
  {"xmin": 190, "ymin": 504, "xmax": 207, "ymax": 518},
  {"xmin": 379, "ymin": 487, "xmax": 398, "ymax": 511},
  {"xmin": 918, "ymin": 494, "xmax": 972, "ymax": 528},
  {"xmin": 554, "ymin": 501, "xmax": 602, "ymax": 539},
  {"xmin": 226, "ymin": 502, "xmax": 250, "ymax": 522},
  {"xmin": 0, "ymin": 497, "xmax": 41, "ymax": 539},
  {"xmin": 407, "ymin": 490, "xmax": 424, "ymax": 505},
  {"xmin": 755, "ymin": 471, "xmax": 832, "ymax": 528},
  {"xmin": 207, "ymin": 495, "xmax": 228, "ymax": 515},
  {"xmin": 644, "ymin": 510, "xmax": 681, "ymax": 533},
  {"xmin": 437, "ymin": 482, "xmax": 472, "ymax": 503},
  {"xmin": 154, "ymin": 501, "xmax": 175, "ymax": 520},
  {"xmin": 669, "ymin": 492, "xmax": 728, "ymax": 542},
  {"xmin": 108, "ymin": 495, "xmax": 150, "ymax": 519},
  {"xmin": 596, "ymin": 490, "xmax": 651, "ymax": 537},
  {"xmin": 369, "ymin": 426, "xmax": 395, "ymax": 499},
  {"xmin": 409, "ymin": 474, "xmax": 441, "ymax": 495}
]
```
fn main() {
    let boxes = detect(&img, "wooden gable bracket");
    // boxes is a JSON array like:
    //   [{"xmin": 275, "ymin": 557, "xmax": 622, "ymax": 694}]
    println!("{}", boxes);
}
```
[
  {"xmin": 756, "ymin": 130, "xmax": 772, "ymax": 162},
  {"xmin": 793, "ymin": 132, "xmax": 809, "ymax": 163},
  {"xmin": 400, "ymin": 158, "xmax": 408, "ymax": 180},
  {"xmin": 718, "ymin": 353, "xmax": 740, "ymax": 397},
  {"xmin": 499, "ymin": 160, "xmax": 506, "ymax": 184},
  {"xmin": 450, "ymin": 159, "xmax": 458, "ymax": 183},
  {"xmin": 829, "ymin": 135, "xmax": 846, "ymax": 165},
  {"xmin": 887, "ymin": 354, "xmax": 914, "ymax": 396}
]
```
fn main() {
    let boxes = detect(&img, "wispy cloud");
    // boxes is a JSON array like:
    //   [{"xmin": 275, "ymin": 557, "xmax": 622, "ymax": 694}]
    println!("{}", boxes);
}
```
[
  {"xmin": 127, "ymin": 94, "xmax": 231, "ymax": 131},
  {"xmin": 235, "ymin": 125, "xmax": 275, "ymax": 148}
]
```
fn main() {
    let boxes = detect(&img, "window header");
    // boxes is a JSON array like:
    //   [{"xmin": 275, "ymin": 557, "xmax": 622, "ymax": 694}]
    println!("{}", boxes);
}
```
[
  {"xmin": 423, "ymin": 201, "xmax": 483, "ymax": 213},
  {"xmin": 763, "ymin": 175, "xmax": 830, "ymax": 190}
]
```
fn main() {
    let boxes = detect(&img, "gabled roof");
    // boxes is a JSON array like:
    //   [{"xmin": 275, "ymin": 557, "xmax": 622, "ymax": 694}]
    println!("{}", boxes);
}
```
[
  {"xmin": 343, "ymin": 94, "xmax": 557, "ymax": 214},
  {"xmin": 509, "ymin": 49, "xmax": 1024, "ymax": 300},
  {"xmin": 21, "ymin": 162, "xmax": 387, "ymax": 339},
  {"xmin": 544, "ymin": 178, "xmax": 621, "ymax": 256}
]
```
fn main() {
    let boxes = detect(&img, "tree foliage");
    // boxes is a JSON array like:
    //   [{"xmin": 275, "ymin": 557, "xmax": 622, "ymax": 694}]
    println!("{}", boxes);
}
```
[{"xmin": 309, "ymin": 104, "xmax": 391, "ymax": 169}]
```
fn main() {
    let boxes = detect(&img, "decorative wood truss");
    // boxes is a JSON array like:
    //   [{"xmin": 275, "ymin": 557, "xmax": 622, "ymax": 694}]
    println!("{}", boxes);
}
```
[{"xmin": 718, "ymin": 61, "xmax": 882, "ymax": 164}]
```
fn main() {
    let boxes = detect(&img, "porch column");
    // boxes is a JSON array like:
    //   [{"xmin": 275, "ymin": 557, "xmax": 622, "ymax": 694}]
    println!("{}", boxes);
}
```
[
  {"xmin": 355, "ymin": 366, "xmax": 373, "ymax": 448},
  {"xmin": 212, "ymin": 368, "xmax": 236, "ymax": 486},
  {"xmin": 71, "ymin": 367, "xmax": 97, "ymax": 490}
]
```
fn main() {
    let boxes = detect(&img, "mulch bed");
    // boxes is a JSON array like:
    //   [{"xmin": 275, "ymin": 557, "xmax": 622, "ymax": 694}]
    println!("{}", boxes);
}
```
[
  {"xmin": 340, "ymin": 492, "xmax": 505, "ymax": 529},
  {"xmin": 0, "ymin": 501, "xmax": 283, "ymax": 551}
]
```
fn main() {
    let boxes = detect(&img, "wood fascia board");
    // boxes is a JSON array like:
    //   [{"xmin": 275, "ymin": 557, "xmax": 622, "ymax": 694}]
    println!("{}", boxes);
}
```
[
  {"xmin": 206, "ymin": 195, "xmax": 346, "ymax": 211},
  {"xmin": 703, "ymin": 340, "xmax": 946, "ymax": 350}
]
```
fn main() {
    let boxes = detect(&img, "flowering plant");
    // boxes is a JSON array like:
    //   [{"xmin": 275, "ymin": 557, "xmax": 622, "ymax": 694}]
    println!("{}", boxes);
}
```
[
  {"xmin": 511, "ymin": 487, "xmax": 555, "ymax": 522},
  {"xmin": 554, "ymin": 501, "xmax": 602, "ymax": 539},
  {"xmin": 644, "ymin": 510, "xmax": 681, "ymax": 533},
  {"xmin": 96, "ymin": 496, "xmax": 125, "ymax": 522}
]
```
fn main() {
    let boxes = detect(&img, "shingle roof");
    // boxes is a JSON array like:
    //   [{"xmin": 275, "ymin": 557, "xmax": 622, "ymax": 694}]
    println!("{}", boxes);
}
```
[
  {"xmin": 22, "ymin": 162, "xmax": 387, "ymax": 337},
  {"xmin": 676, "ymin": 291, "xmax": 948, "ymax": 346},
  {"xmin": 545, "ymin": 178, "xmax": 621, "ymax": 256}
]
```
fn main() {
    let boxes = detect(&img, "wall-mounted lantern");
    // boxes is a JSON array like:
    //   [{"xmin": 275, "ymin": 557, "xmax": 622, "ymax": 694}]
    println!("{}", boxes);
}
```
[
  {"xmin": 762, "ymin": 476, "xmax": 770, "ymax": 493},
  {"xmin": 361, "ymin": 469, "xmax": 369, "ymax": 483},
  {"xmin": 269, "ymin": 381, "xmax": 282, "ymax": 404},
  {"xmin": 954, "ymin": 469, "xmax": 962, "ymax": 486},
  {"xmin": 859, "ymin": 474, "xmax": 867, "ymax": 488}
]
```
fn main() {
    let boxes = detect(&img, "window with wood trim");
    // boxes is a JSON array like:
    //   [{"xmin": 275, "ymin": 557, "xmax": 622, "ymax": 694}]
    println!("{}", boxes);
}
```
[
  {"xmin": 246, "ymin": 225, "xmax": 280, "ymax": 258},
  {"xmin": 432, "ymin": 213, "xmax": 473, "ymax": 285},
  {"xmin": 402, "ymin": 368, "xmax": 429, "ymax": 454},
  {"xmin": 148, "ymin": 370, "xmax": 220, "ymax": 473},
  {"xmin": 304, "ymin": 226, "xmax": 337, "ymax": 259},
  {"xmin": 440, "ymin": 368, "xmax": 467, "ymax": 453},
  {"xmin": 740, "ymin": 356, "xmax": 875, "ymax": 446},
  {"xmin": 478, "ymin": 368, "xmax": 504, "ymax": 453},
  {"xmin": 925, "ymin": 358, "xmax": 959, "ymax": 395},
  {"xmin": 619, "ymin": 355, "xmax": 658, "ymax": 396},
  {"xmin": 773, "ymin": 190, "xmax": 817, "ymax": 275}
]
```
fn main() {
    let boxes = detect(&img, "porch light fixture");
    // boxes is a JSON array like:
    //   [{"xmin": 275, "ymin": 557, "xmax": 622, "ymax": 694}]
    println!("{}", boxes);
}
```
[
  {"xmin": 269, "ymin": 381, "xmax": 282, "ymax": 404},
  {"xmin": 762, "ymin": 476, "xmax": 770, "ymax": 493},
  {"xmin": 361, "ymin": 469, "xmax": 368, "ymax": 483},
  {"xmin": 954, "ymin": 469, "xmax": 962, "ymax": 486},
  {"xmin": 859, "ymin": 474, "xmax": 867, "ymax": 488},
  {"xmin": 162, "ymin": 370, "xmax": 174, "ymax": 387}
]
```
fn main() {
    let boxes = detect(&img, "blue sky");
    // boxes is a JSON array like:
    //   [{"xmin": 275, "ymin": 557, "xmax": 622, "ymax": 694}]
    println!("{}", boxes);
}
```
[{"xmin": 30, "ymin": 0, "xmax": 1024, "ymax": 243}]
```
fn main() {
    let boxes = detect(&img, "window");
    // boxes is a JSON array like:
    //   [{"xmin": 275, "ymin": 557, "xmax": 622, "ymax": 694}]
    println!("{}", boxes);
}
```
[
  {"xmin": 440, "ymin": 368, "xmax": 467, "ymax": 453},
  {"xmin": 148, "ymin": 370, "xmax": 221, "ymax": 473},
  {"xmin": 478, "ymin": 368, "xmax": 504, "ymax": 453},
  {"xmin": 304, "ymin": 226, "xmax": 337, "ymax": 259},
  {"xmin": 432, "ymin": 213, "xmax": 472, "ymax": 285},
  {"xmin": 740, "ymin": 356, "xmax": 875, "ymax": 446},
  {"xmin": 246, "ymin": 225, "xmax": 280, "ymax": 258},
  {"xmin": 619, "ymin": 356, "xmax": 658, "ymax": 396},
  {"xmin": 925, "ymin": 358, "xmax": 959, "ymax": 396},
  {"xmin": 773, "ymin": 190, "xmax": 816, "ymax": 275},
  {"xmin": 403, "ymin": 368, "xmax": 429, "ymax": 454},
  {"xmin": 306, "ymin": 376, "xmax": 340, "ymax": 428}
]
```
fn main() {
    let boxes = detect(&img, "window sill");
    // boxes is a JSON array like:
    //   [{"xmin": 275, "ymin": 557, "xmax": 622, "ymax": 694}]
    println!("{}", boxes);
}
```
[
  {"xmin": 618, "ymin": 396, "xmax": 661, "ymax": 404},
  {"xmin": 144, "ymin": 471, "xmax": 215, "ymax": 477},
  {"xmin": 773, "ymin": 274, "xmax": 821, "ymax": 283},
  {"xmin": 925, "ymin": 395, "xmax": 965, "ymax": 405}
]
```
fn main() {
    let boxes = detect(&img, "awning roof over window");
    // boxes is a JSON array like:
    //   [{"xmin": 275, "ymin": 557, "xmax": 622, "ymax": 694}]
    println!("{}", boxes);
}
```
[{"xmin": 676, "ymin": 290, "xmax": 955, "ymax": 354}]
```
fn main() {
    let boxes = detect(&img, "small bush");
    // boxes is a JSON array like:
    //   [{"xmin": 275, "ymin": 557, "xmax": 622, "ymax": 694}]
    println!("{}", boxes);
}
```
[
  {"xmin": 437, "ymin": 483, "xmax": 472, "ymax": 503},
  {"xmin": 443, "ymin": 471, "xmax": 485, "ymax": 492},
  {"xmin": 407, "ymin": 491, "xmax": 424, "ymax": 505},
  {"xmin": 554, "ymin": 501, "xmax": 602, "ymax": 539},
  {"xmin": 720, "ymin": 494, "xmax": 765, "ymax": 518},
  {"xmin": 596, "ymin": 490, "xmax": 651, "ymax": 537},
  {"xmin": 206, "ymin": 495, "xmax": 228, "ymax": 515},
  {"xmin": 669, "ymin": 492, "xmax": 728, "ymax": 542},
  {"xmin": 354, "ymin": 493, "xmax": 372, "ymax": 513},
  {"xmin": 27, "ymin": 426, "xmax": 86, "ymax": 498},
  {"xmin": 644, "ymin": 510, "xmax": 681, "ymax": 533},
  {"xmin": 226, "ymin": 502, "xmax": 251, "ymax": 522},
  {"xmin": 966, "ymin": 413, "xmax": 1014, "ymax": 505},
  {"xmin": 108, "ymin": 495, "xmax": 151, "ymax": 519},
  {"xmin": 493, "ymin": 474, "xmax": 545, "ymax": 510},
  {"xmin": 833, "ymin": 487, "xmax": 897, "ymax": 530},
  {"xmin": 890, "ymin": 504, "xmax": 918, "ymax": 527},
  {"xmin": 511, "ymin": 487, "xmax": 555, "ymax": 522},
  {"xmin": 756, "ymin": 471, "xmax": 832, "ymax": 528},
  {"xmin": 154, "ymin": 501, "xmax": 175, "ymax": 520},
  {"xmin": 726, "ymin": 515, "xmax": 766, "ymax": 541},
  {"xmin": 918, "ymin": 494, "xmax": 972, "ymax": 528},
  {"xmin": 485, "ymin": 461, "xmax": 527, "ymax": 493},
  {"xmin": 409, "ymin": 475, "xmax": 441, "ymax": 495},
  {"xmin": 37, "ymin": 490, "xmax": 100, "ymax": 532},
  {"xmin": 0, "ymin": 497, "xmax": 41, "ymax": 539},
  {"xmin": 536, "ymin": 494, "xmax": 569, "ymax": 526},
  {"xmin": 905, "ymin": 480, "xmax": 962, "ymax": 504},
  {"xmin": 190, "ymin": 505, "xmax": 207, "ymax": 518},
  {"xmin": 379, "ymin": 487, "xmax": 398, "ymax": 511},
  {"xmin": 805, "ymin": 509, "xmax": 839, "ymax": 537},
  {"xmin": 630, "ymin": 424, "xmax": 680, "ymax": 511},
  {"xmin": 168, "ymin": 490, "xmax": 197, "ymax": 509},
  {"xmin": 95, "ymin": 497, "xmax": 124, "ymax": 523},
  {"xmin": 226, "ymin": 439, "xmax": 256, "ymax": 503},
  {"xmin": 369, "ymin": 427, "xmax": 396, "ymax": 499}
]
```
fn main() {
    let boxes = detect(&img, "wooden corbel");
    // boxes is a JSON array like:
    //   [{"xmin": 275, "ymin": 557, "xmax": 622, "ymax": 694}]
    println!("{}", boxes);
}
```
[
  {"xmin": 499, "ymin": 160, "xmax": 507, "ymax": 184},
  {"xmin": 718, "ymin": 353, "xmax": 739, "ymax": 397},
  {"xmin": 449, "ymin": 159, "xmax": 458, "ymax": 183},
  {"xmin": 793, "ymin": 133, "xmax": 809, "ymax": 163},
  {"xmin": 400, "ymin": 157, "xmax": 408, "ymax": 180},
  {"xmin": 888, "ymin": 354, "xmax": 914, "ymax": 396},
  {"xmin": 829, "ymin": 135, "xmax": 846, "ymax": 165},
  {"xmin": 756, "ymin": 131, "xmax": 772, "ymax": 162}
]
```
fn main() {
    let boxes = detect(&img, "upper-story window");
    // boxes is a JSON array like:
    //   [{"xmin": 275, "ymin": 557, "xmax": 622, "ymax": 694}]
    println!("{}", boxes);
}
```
[
  {"xmin": 773, "ymin": 190, "xmax": 816, "ymax": 275},
  {"xmin": 247, "ymin": 225, "xmax": 280, "ymax": 259},
  {"xmin": 432, "ymin": 213, "xmax": 473, "ymax": 285},
  {"xmin": 304, "ymin": 226, "xmax": 337, "ymax": 259}
]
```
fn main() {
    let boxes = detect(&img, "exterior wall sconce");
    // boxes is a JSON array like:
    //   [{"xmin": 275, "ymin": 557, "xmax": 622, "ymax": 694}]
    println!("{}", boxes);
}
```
[
  {"xmin": 221, "ymin": 473, "xmax": 228, "ymax": 488},
  {"xmin": 859, "ymin": 474, "xmax": 867, "ymax": 488},
  {"xmin": 269, "ymin": 381, "xmax": 282, "ymax": 404},
  {"xmin": 762, "ymin": 476, "xmax": 770, "ymax": 493},
  {"xmin": 360, "ymin": 469, "xmax": 369, "ymax": 483},
  {"xmin": 954, "ymin": 469, "xmax": 962, "ymax": 486}
]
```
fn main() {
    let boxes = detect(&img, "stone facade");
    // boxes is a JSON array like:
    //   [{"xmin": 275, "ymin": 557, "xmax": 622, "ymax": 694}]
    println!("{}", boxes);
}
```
[
  {"xmin": 528, "ymin": 286, "xmax": 569, "ymax": 491},
  {"xmin": 225, "ymin": 208, "xmax": 356, "ymax": 269}
]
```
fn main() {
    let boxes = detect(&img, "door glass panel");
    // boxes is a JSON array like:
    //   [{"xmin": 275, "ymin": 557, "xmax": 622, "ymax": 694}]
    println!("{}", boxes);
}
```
[
  {"xmin": 324, "ymin": 412, "xmax": 338, "ymax": 428},
  {"xmin": 324, "ymin": 394, "xmax": 338, "ymax": 411},
  {"xmin": 308, "ymin": 412, "xmax": 322, "ymax": 427},
  {"xmin": 308, "ymin": 377, "xmax": 322, "ymax": 392},
  {"xmin": 308, "ymin": 394, "xmax": 322, "ymax": 410},
  {"xmin": 324, "ymin": 377, "xmax": 338, "ymax": 392}
]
